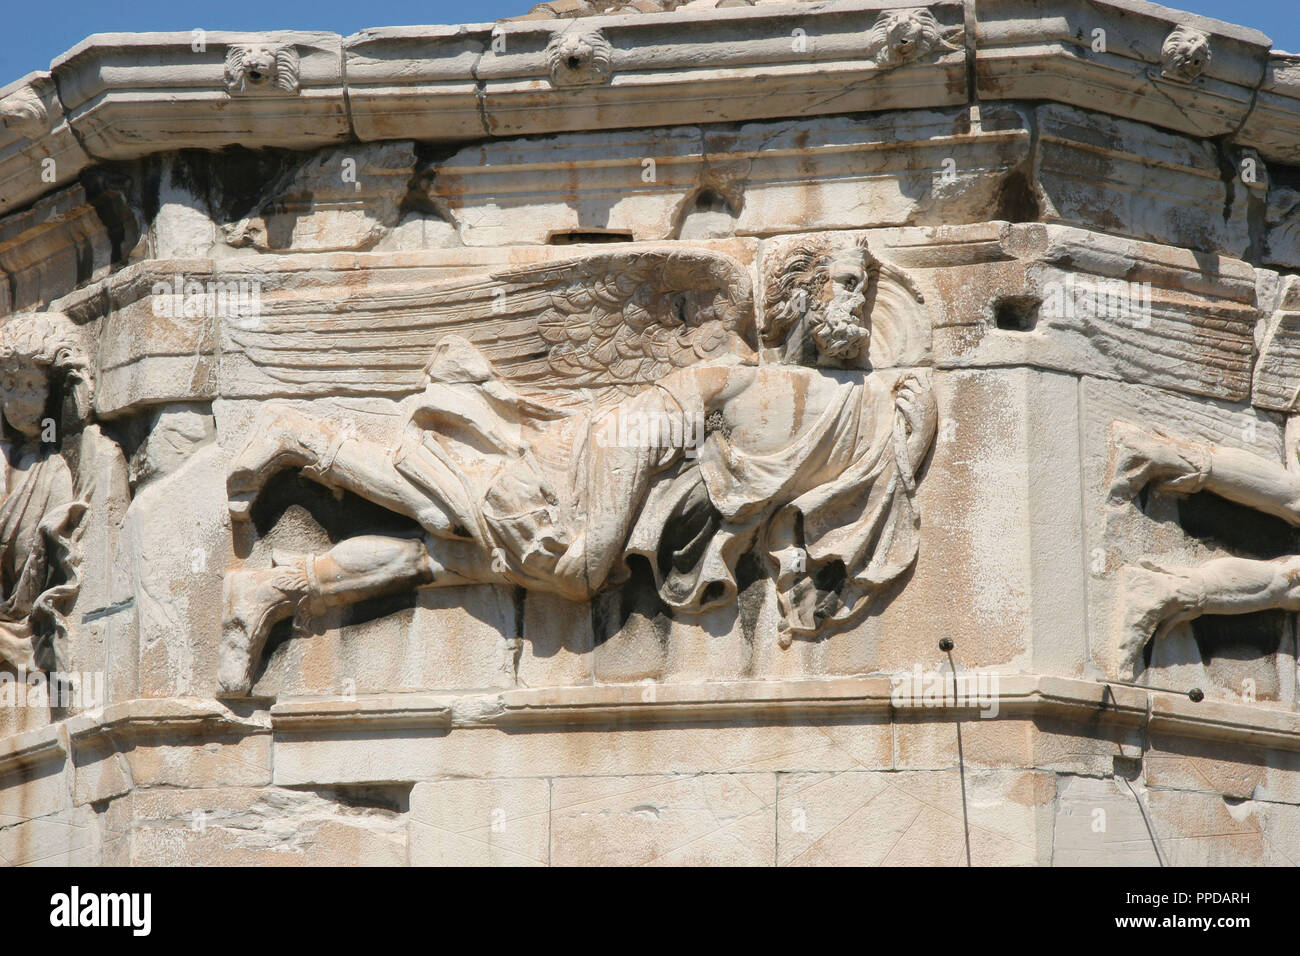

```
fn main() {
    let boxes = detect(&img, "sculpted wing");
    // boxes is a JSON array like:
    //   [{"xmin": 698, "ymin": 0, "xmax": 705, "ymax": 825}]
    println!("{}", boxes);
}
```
[
  {"xmin": 222, "ymin": 246, "xmax": 758, "ymax": 406},
  {"xmin": 509, "ymin": 248, "xmax": 757, "ymax": 403}
]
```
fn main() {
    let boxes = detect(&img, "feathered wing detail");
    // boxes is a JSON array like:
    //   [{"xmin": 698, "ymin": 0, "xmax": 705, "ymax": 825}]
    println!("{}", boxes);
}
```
[
  {"xmin": 221, "ymin": 246, "xmax": 758, "ymax": 404},
  {"xmin": 503, "ymin": 248, "xmax": 757, "ymax": 401}
]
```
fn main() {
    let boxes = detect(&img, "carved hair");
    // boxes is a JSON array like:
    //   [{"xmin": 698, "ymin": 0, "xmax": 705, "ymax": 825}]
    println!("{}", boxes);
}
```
[
  {"xmin": 545, "ymin": 30, "xmax": 615, "ymax": 87},
  {"xmin": 762, "ymin": 235, "xmax": 871, "ymax": 348},
  {"xmin": 0, "ymin": 312, "xmax": 88, "ymax": 376},
  {"xmin": 1161, "ymin": 26, "xmax": 1211, "ymax": 82},
  {"xmin": 864, "ymin": 8, "xmax": 959, "ymax": 69},
  {"xmin": 0, "ymin": 311, "xmax": 93, "ymax": 424},
  {"xmin": 224, "ymin": 44, "xmax": 301, "ymax": 95}
]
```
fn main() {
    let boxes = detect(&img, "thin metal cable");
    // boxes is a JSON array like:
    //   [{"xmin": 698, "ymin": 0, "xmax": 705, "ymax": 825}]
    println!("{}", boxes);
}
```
[{"xmin": 943, "ymin": 641, "xmax": 973, "ymax": 867}]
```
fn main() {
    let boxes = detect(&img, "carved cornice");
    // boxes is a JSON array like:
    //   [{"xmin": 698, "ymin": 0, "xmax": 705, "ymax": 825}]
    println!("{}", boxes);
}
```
[
  {"xmin": 0, "ymin": 0, "xmax": 1289, "ymax": 217},
  {"xmin": 0, "ymin": 72, "xmax": 90, "ymax": 215},
  {"xmin": 975, "ymin": 1, "xmax": 1270, "ymax": 139},
  {"xmin": 4, "ymin": 675, "xmax": 1299, "ymax": 789}
]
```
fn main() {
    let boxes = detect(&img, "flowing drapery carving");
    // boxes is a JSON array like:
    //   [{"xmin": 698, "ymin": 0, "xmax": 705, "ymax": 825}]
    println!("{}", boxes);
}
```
[
  {"xmin": 217, "ymin": 239, "xmax": 935, "ymax": 694},
  {"xmin": 0, "ymin": 313, "xmax": 92, "ymax": 673}
]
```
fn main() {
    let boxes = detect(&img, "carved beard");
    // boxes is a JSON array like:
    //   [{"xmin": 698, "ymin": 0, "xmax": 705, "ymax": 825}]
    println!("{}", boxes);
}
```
[{"xmin": 810, "ymin": 293, "xmax": 870, "ymax": 360}]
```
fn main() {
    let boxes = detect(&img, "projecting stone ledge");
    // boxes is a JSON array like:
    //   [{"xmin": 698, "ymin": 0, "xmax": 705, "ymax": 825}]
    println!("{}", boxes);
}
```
[
  {"xmin": 2, "ymin": 679, "xmax": 1299, "ymax": 865},
  {"xmin": 3, "ymin": 0, "xmax": 1300, "ymax": 870},
  {"xmin": 0, "ymin": 0, "xmax": 1297, "ymax": 217}
]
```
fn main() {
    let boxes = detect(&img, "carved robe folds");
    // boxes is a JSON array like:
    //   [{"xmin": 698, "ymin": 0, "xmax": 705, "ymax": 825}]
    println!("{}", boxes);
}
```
[
  {"xmin": 0, "ymin": 449, "xmax": 85, "ymax": 671},
  {"xmin": 396, "ymin": 337, "xmax": 926, "ymax": 637}
]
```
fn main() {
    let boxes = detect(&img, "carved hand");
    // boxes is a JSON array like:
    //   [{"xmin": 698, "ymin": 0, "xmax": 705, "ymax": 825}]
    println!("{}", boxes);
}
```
[{"xmin": 895, "ymin": 371, "xmax": 937, "ymax": 466}]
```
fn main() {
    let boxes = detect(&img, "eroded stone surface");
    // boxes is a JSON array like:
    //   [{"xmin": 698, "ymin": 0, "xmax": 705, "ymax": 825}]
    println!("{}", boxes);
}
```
[{"xmin": 0, "ymin": 0, "xmax": 1298, "ymax": 867}]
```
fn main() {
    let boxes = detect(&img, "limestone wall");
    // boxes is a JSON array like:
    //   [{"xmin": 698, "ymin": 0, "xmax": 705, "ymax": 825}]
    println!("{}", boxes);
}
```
[{"xmin": 1, "ymin": 0, "xmax": 1299, "ymax": 866}]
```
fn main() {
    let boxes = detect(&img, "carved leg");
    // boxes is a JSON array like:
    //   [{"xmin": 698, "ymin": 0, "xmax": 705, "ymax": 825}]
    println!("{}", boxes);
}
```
[
  {"xmin": 1115, "ymin": 563, "xmax": 1204, "ymax": 677},
  {"xmin": 305, "ymin": 534, "xmax": 438, "ymax": 606},
  {"xmin": 219, "ymin": 535, "xmax": 439, "ymax": 696},
  {"xmin": 218, "ymin": 559, "xmax": 312, "ymax": 696},
  {"xmin": 226, "ymin": 406, "xmax": 334, "ymax": 516},
  {"xmin": 1109, "ymin": 420, "xmax": 1300, "ymax": 526},
  {"xmin": 1115, "ymin": 555, "xmax": 1300, "ymax": 678},
  {"xmin": 217, "ymin": 533, "xmax": 516, "ymax": 696},
  {"xmin": 1179, "ymin": 445, "xmax": 1300, "ymax": 527},
  {"xmin": 1107, "ymin": 421, "xmax": 1211, "ymax": 503},
  {"xmin": 227, "ymin": 406, "xmax": 457, "ymax": 534}
]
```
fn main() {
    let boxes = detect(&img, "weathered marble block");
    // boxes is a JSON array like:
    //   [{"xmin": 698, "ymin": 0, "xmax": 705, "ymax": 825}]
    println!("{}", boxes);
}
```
[{"xmin": 0, "ymin": 0, "xmax": 1299, "ymax": 868}]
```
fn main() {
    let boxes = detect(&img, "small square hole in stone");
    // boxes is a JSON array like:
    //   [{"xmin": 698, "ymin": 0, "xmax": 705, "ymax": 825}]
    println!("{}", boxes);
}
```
[{"xmin": 994, "ymin": 296, "xmax": 1040, "ymax": 331}]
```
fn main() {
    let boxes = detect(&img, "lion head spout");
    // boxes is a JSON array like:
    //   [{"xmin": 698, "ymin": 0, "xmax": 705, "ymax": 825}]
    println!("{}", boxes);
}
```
[
  {"xmin": 865, "ymin": 8, "xmax": 961, "ymax": 69},
  {"xmin": 224, "ymin": 43, "xmax": 301, "ymax": 95},
  {"xmin": 1160, "ymin": 26, "xmax": 1211, "ymax": 82},
  {"xmin": 545, "ymin": 30, "xmax": 615, "ymax": 88}
]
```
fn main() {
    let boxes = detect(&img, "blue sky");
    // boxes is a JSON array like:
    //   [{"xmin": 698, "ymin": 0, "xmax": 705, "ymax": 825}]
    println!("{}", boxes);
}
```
[{"xmin": 0, "ymin": 0, "xmax": 1295, "ymax": 90}]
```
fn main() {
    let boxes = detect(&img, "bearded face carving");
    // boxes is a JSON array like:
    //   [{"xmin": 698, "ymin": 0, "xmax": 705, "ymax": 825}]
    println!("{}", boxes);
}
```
[
  {"xmin": 1160, "ymin": 26, "xmax": 1211, "ymax": 82},
  {"xmin": 761, "ymin": 235, "xmax": 928, "ymax": 367},
  {"xmin": 864, "ymin": 8, "xmax": 961, "ymax": 69},
  {"xmin": 545, "ymin": 29, "xmax": 615, "ymax": 88},
  {"xmin": 224, "ymin": 43, "xmax": 301, "ymax": 95},
  {"xmin": 763, "ymin": 237, "xmax": 874, "ymax": 363}
]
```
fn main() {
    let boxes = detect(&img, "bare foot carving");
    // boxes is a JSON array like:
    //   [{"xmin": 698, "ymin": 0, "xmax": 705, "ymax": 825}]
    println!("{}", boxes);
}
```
[
  {"xmin": 217, "ymin": 557, "xmax": 310, "ymax": 696},
  {"xmin": 1108, "ymin": 421, "xmax": 1209, "ymax": 504},
  {"xmin": 227, "ymin": 407, "xmax": 328, "ymax": 520},
  {"xmin": 1114, "ymin": 562, "xmax": 1201, "ymax": 677}
]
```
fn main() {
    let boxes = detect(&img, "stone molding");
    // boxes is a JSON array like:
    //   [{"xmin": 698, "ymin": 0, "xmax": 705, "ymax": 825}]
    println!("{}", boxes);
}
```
[
  {"xmin": 4, "ymin": 674, "xmax": 1300, "ymax": 789},
  {"xmin": 266, "ymin": 675, "xmax": 1300, "ymax": 749},
  {"xmin": 0, "ymin": 0, "xmax": 1294, "ymax": 216}
]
